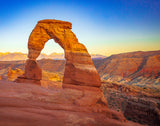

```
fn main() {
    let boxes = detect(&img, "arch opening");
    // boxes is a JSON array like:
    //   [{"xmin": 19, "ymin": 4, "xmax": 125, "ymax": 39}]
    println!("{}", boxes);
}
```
[
  {"xmin": 40, "ymin": 39, "xmax": 64, "ymax": 56},
  {"xmin": 37, "ymin": 39, "xmax": 65, "ymax": 87}
]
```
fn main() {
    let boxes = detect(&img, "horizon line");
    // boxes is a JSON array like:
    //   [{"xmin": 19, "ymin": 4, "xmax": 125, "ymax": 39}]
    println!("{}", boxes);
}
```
[{"xmin": 0, "ymin": 49, "xmax": 160, "ymax": 57}]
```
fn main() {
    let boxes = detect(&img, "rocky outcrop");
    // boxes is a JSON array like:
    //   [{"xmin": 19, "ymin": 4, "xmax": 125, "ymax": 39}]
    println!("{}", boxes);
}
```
[
  {"xmin": 16, "ymin": 19, "xmax": 101, "ymax": 87},
  {"xmin": 101, "ymin": 82, "xmax": 160, "ymax": 125},
  {"xmin": 16, "ymin": 59, "xmax": 42, "ymax": 84},
  {"xmin": 94, "ymin": 50, "xmax": 160, "ymax": 86},
  {"xmin": 13, "ymin": 19, "xmax": 134, "ymax": 125},
  {"xmin": 2, "ymin": 50, "xmax": 160, "ymax": 87},
  {"xmin": 124, "ymin": 97, "xmax": 160, "ymax": 125},
  {"xmin": 7, "ymin": 67, "xmax": 24, "ymax": 81},
  {"xmin": 0, "ymin": 80, "xmax": 144, "ymax": 126}
]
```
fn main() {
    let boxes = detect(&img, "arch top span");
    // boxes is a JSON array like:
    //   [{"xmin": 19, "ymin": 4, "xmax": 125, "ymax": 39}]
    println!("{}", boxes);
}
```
[
  {"xmin": 28, "ymin": 19, "xmax": 87, "ymax": 59},
  {"xmin": 38, "ymin": 19, "xmax": 72, "ymax": 29},
  {"xmin": 16, "ymin": 19, "xmax": 101, "ymax": 88}
]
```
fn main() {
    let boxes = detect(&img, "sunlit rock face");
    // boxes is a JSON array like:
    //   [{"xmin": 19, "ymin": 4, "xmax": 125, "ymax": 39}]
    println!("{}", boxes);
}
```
[
  {"xmin": 16, "ymin": 19, "xmax": 101, "ymax": 87},
  {"xmin": 12, "ymin": 20, "xmax": 143, "ymax": 125},
  {"xmin": 0, "ymin": 81, "xmax": 137, "ymax": 126},
  {"xmin": 7, "ymin": 67, "xmax": 24, "ymax": 81}
]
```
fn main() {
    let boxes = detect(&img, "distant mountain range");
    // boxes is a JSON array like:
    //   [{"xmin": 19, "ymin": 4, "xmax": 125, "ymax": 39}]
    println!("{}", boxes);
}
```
[
  {"xmin": 0, "ymin": 52, "xmax": 106, "ymax": 61},
  {"xmin": 0, "ymin": 50, "xmax": 160, "ymax": 88}
]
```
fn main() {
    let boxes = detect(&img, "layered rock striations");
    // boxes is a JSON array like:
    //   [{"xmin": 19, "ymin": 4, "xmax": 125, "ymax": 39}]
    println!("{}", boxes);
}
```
[
  {"xmin": 94, "ymin": 50, "xmax": 160, "ymax": 86},
  {"xmin": 12, "ymin": 19, "xmax": 136, "ymax": 125},
  {"xmin": 14, "ymin": 19, "xmax": 107, "ymax": 117},
  {"xmin": 16, "ymin": 19, "xmax": 101, "ymax": 87},
  {"xmin": 0, "ymin": 80, "xmax": 145, "ymax": 126},
  {"xmin": 124, "ymin": 97, "xmax": 160, "ymax": 125},
  {"xmin": 101, "ymin": 82, "xmax": 160, "ymax": 125}
]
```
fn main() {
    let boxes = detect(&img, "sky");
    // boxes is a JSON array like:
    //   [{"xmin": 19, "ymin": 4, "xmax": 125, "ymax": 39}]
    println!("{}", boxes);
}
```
[{"xmin": 0, "ymin": 0, "xmax": 160, "ymax": 56}]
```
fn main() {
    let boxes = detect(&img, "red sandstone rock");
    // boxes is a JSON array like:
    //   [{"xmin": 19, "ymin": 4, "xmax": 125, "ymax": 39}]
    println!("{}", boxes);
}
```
[
  {"xmin": 16, "ymin": 59, "xmax": 42, "ymax": 84},
  {"xmin": 0, "ymin": 80, "xmax": 143, "ymax": 126},
  {"xmin": 7, "ymin": 67, "xmax": 24, "ymax": 81},
  {"xmin": 94, "ymin": 51, "xmax": 160, "ymax": 85},
  {"xmin": 16, "ymin": 19, "xmax": 101, "ymax": 87},
  {"xmin": 13, "ymin": 19, "xmax": 138, "ymax": 126}
]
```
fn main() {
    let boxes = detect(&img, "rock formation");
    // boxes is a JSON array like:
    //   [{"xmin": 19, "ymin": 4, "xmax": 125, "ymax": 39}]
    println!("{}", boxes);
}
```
[
  {"xmin": 16, "ymin": 19, "xmax": 101, "ymax": 87},
  {"xmin": 7, "ymin": 67, "xmax": 24, "ymax": 81},
  {"xmin": 0, "ymin": 80, "xmax": 144, "ymax": 126},
  {"xmin": 15, "ymin": 19, "xmax": 109, "ymax": 114},
  {"xmin": 101, "ymin": 81, "xmax": 160, "ymax": 125},
  {"xmin": 14, "ymin": 19, "xmax": 141, "ymax": 125},
  {"xmin": 94, "ymin": 50, "xmax": 160, "ymax": 86},
  {"xmin": 124, "ymin": 97, "xmax": 160, "ymax": 125}
]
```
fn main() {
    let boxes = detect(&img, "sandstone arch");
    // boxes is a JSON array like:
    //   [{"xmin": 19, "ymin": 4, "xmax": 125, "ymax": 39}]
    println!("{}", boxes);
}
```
[{"xmin": 16, "ymin": 19, "xmax": 101, "ymax": 88}]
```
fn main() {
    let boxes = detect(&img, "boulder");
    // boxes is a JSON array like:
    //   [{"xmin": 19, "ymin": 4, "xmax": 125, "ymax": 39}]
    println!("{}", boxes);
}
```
[{"xmin": 7, "ymin": 67, "xmax": 24, "ymax": 81}]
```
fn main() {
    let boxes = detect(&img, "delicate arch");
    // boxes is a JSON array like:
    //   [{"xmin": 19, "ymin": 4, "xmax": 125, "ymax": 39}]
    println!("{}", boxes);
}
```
[{"xmin": 16, "ymin": 19, "xmax": 101, "ymax": 88}]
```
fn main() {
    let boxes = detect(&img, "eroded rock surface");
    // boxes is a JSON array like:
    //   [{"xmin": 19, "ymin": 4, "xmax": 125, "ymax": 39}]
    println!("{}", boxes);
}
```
[
  {"xmin": 101, "ymin": 82, "xmax": 160, "ymax": 125},
  {"xmin": 7, "ymin": 67, "xmax": 24, "ymax": 81},
  {"xmin": 13, "ymin": 19, "xmax": 136, "ymax": 126},
  {"xmin": 95, "ymin": 50, "xmax": 160, "ymax": 86},
  {"xmin": 16, "ymin": 59, "xmax": 42, "ymax": 84},
  {"xmin": 16, "ymin": 19, "xmax": 101, "ymax": 87},
  {"xmin": 0, "ymin": 80, "xmax": 144, "ymax": 126},
  {"xmin": 124, "ymin": 97, "xmax": 160, "ymax": 125}
]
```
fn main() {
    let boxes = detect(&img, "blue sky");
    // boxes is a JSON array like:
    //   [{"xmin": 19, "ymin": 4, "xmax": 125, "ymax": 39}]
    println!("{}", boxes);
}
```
[{"xmin": 0, "ymin": 0, "xmax": 160, "ymax": 56}]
